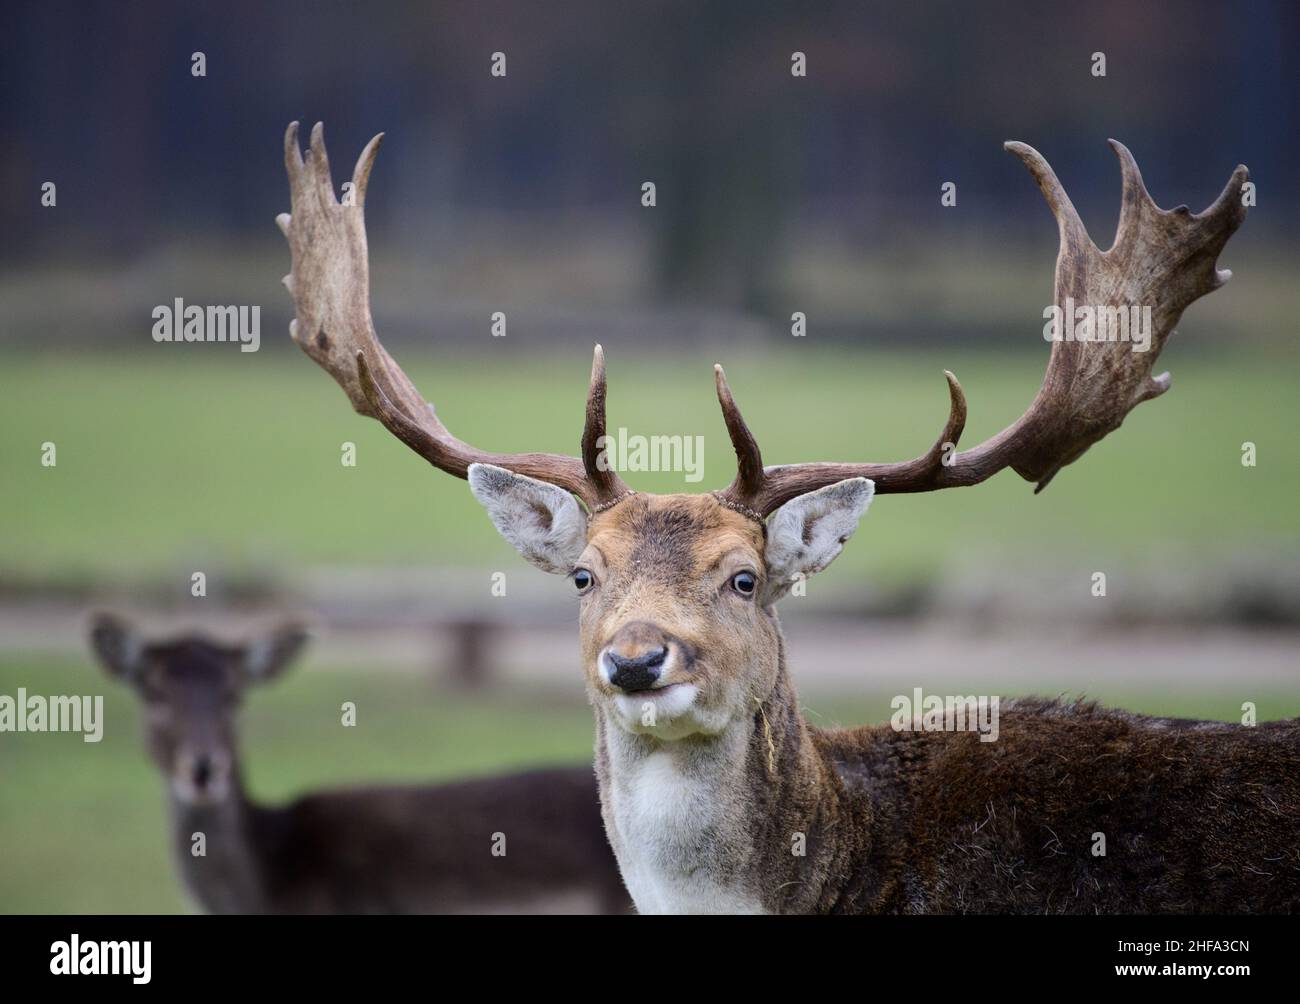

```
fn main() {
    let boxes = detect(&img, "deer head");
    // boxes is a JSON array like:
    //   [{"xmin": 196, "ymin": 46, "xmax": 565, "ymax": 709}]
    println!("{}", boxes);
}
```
[
  {"xmin": 277, "ymin": 123, "xmax": 1247, "ymax": 742},
  {"xmin": 90, "ymin": 614, "xmax": 308, "ymax": 805}
]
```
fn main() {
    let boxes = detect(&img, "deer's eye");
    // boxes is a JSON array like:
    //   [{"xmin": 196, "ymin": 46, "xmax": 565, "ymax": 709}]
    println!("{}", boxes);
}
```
[
  {"xmin": 573, "ymin": 568, "xmax": 595, "ymax": 594},
  {"xmin": 730, "ymin": 571, "xmax": 757, "ymax": 597}
]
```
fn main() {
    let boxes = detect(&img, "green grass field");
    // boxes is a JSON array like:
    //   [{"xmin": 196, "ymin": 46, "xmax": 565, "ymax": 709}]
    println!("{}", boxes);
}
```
[
  {"xmin": 2, "ymin": 345, "xmax": 1297, "ymax": 587},
  {"xmin": 3, "ymin": 653, "xmax": 1297, "ymax": 914},
  {"xmin": 2, "ymin": 344, "xmax": 1297, "ymax": 912}
]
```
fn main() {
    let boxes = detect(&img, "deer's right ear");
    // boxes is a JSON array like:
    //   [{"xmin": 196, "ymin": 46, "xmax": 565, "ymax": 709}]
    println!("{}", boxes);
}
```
[
  {"xmin": 467, "ymin": 463, "xmax": 588, "ymax": 575},
  {"xmin": 88, "ymin": 612, "xmax": 145, "ymax": 680}
]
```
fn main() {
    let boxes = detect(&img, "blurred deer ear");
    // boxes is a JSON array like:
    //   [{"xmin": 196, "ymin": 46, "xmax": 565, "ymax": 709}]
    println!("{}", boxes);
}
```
[
  {"xmin": 467, "ymin": 463, "xmax": 588, "ymax": 574},
  {"xmin": 88, "ymin": 612, "xmax": 146, "ymax": 680},
  {"xmin": 763, "ymin": 478, "xmax": 874, "ymax": 603},
  {"xmin": 241, "ymin": 623, "xmax": 310, "ymax": 683}
]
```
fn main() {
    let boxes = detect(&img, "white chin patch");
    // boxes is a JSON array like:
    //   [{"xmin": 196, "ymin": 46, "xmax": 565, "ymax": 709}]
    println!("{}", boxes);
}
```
[
  {"xmin": 612, "ymin": 684, "xmax": 701, "ymax": 736},
  {"xmin": 171, "ymin": 774, "xmax": 229, "ymax": 806}
]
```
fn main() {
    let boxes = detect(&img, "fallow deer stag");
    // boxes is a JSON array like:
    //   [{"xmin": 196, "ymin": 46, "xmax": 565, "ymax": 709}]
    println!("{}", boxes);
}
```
[
  {"xmin": 91, "ymin": 614, "xmax": 629, "ymax": 914},
  {"xmin": 278, "ymin": 122, "xmax": 1300, "ymax": 914}
]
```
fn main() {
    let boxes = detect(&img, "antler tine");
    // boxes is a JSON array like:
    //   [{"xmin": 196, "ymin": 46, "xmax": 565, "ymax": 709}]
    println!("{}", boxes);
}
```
[
  {"xmin": 888, "ymin": 369, "xmax": 971, "ymax": 483},
  {"xmin": 714, "ymin": 364, "xmax": 765, "ymax": 507},
  {"xmin": 279, "ymin": 123, "xmax": 618, "ymax": 511},
  {"xmin": 1003, "ymin": 140, "xmax": 1095, "ymax": 260},
  {"xmin": 729, "ymin": 140, "xmax": 1248, "ymax": 517},
  {"xmin": 284, "ymin": 120, "xmax": 304, "ymax": 180},
  {"xmin": 929, "ymin": 370, "xmax": 969, "ymax": 465},
  {"xmin": 582, "ymin": 345, "xmax": 631, "ymax": 501},
  {"xmin": 308, "ymin": 122, "xmax": 337, "ymax": 208},
  {"xmin": 1200, "ymin": 160, "xmax": 1251, "ymax": 233},
  {"xmin": 1109, "ymin": 138, "xmax": 1157, "ymax": 244},
  {"xmin": 351, "ymin": 132, "xmax": 384, "ymax": 209}
]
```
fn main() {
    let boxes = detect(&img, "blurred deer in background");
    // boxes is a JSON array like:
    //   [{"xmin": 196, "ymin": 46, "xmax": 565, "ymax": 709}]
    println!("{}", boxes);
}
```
[
  {"xmin": 278, "ymin": 122, "xmax": 1300, "ymax": 913},
  {"xmin": 90, "ymin": 614, "xmax": 630, "ymax": 914}
]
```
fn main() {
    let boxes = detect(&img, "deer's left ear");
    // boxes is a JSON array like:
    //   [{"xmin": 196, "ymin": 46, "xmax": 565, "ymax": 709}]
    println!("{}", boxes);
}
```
[
  {"xmin": 763, "ymin": 478, "xmax": 874, "ymax": 602},
  {"xmin": 241, "ymin": 623, "xmax": 310, "ymax": 684},
  {"xmin": 468, "ymin": 463, "xmax": 588, "ymax": 575}
]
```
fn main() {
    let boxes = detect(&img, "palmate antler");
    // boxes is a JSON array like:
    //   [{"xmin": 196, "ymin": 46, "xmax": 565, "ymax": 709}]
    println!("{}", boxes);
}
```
[
  {"xmin": 716, "ymin": 140, "xmax": 1250, "ymax": 516},
  {"xmin": 279, "ymin": 124, "xmax": 1247, "ymax": 521},
  {"xmin": 276, "ymin": 122, "xmax": 629, "ymax": 510}
]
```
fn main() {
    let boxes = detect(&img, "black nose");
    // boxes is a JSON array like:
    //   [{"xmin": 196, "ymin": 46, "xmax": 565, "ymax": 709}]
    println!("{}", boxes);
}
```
[
  {"xmin": 607, "ymin": 646, "xmax": 667, "ymax": 692},
  {"xmin": 192, "ymin": 757, "xmax": 213, "ymax": 789}
]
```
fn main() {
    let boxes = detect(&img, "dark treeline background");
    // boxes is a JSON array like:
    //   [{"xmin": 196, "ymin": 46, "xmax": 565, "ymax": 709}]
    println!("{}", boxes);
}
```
[{"xmin": 2, "ymin": 0, "xmax": 1294, "ymax": 322}]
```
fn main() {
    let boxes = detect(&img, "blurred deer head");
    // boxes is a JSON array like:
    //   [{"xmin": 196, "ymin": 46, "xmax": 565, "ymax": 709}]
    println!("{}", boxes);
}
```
[{"xmin": 90, "ymin": 614, "xmax": 308, "ymax": 805}]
